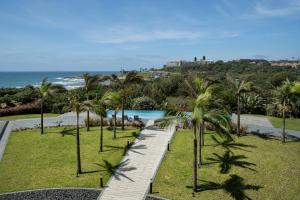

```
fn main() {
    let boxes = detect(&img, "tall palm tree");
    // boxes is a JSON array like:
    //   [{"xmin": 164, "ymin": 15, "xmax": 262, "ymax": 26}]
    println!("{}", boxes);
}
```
[
  {"xmin": 155, "ymin": 108, "xmax": 231, "ymax": 192},
  {"xmin": 186, "ymin": 78, "xmax": 231, "ymax": 167},
  {"xmin": 38, "ymin": 78, "xmax": 64, "ymax": 134},
  {"xmin": 227, "ymin": 74, "xmax": 252, "ymax": 136},
  {"xmin": 70, "ymin": 96, "xmax": 86, "ymax": 175},
  {"xmin": 275, "ymin": 79, "xmax": 300, "ymax": 143},
  {"xmin": 102, "ymin": 91, "xmax": 121, "ymax": 139},
  {"xmin": 90, "ymin": 99, "xmax": 107, "ymax": 152},
  {"xmin": 83, "ymin": 73, "xmax": 101, "ymax": 132},
  {"xmin": 110, "ymin": 71, "xmax": 144, "ymax": 130}
]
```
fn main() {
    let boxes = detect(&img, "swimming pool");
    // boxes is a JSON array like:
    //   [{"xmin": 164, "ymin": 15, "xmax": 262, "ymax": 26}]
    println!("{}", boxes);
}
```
[{"xmin": 106, "ymin": 110, "xmax": 166, "ymax": 120}]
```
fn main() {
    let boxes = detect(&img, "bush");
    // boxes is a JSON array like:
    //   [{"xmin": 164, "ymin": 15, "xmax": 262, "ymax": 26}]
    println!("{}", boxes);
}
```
[
  {"xmin": 132, "ymin": 96, "xmax": 156, "ymax": 110},
  {"xmin": 0, "ymin": 101, "xmax": 40, "ymax": 117}
]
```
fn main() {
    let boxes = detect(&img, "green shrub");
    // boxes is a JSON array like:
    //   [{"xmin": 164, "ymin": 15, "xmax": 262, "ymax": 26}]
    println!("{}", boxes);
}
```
[{"xmin": 132, "ymin": 96, "xmax": 156, "ymax": 110}]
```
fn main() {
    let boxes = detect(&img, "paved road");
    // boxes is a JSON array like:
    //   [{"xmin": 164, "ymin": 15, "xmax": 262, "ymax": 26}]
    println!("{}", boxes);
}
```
[
  {"xmin": 232, "ymin": 114, "xmax": 300, "ymax": 139},
  {"xmin": 98, "ymin": 120, "xmax": 176, "ymax": 200}
]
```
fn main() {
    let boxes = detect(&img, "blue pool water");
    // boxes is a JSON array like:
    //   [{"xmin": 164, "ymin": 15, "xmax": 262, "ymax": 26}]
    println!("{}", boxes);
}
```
[{"xmin": 107, "ymin": 110, "xmax": 165, "ymax": 120}]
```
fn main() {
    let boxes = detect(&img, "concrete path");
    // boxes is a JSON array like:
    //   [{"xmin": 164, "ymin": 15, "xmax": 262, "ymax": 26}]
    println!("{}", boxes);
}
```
[
  {"xmin": 232, "ymin": 114, "xmax": 300, "ymax": 139},
  {"xmin": 98, "ymin": 120, "xmax": 176, "ymax": 200}
]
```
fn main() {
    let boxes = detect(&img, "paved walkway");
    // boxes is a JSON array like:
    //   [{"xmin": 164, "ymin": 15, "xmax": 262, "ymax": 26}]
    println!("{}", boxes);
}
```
[
  {"xmin": 98, "ymin": 120, "xmax": 176, "ymax": 200},
  {"xmin": 232, "ymin": 114, "xmax": 300, "ymax": 139}
]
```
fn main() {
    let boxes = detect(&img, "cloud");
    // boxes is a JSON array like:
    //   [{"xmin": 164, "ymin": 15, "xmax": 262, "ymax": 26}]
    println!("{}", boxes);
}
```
[
  {"xmin": 84, "ymin": 27, "xmax": 206, "ymax": 44},
  {"xmin": 255, "ymin": 0, "xmax": 300, "ymax": 17}
]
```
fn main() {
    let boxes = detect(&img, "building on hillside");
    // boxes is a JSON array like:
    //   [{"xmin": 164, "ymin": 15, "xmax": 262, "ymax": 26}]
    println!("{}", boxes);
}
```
[
  {"xmin": 270, "ymin": 60, "xmax": 300, "ymax": 68},
  {"xmin": 164, "ymin": 56, "xmax": 211, "ymax": 68}
]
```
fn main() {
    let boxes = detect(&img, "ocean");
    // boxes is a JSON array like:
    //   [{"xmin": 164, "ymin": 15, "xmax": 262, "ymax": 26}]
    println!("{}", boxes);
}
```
[{"xmin": 0, "ymin": 71, "xmax": 118, "ymax": 89}]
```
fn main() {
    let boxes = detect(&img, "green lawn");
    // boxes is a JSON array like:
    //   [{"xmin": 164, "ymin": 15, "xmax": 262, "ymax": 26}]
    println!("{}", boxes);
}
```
[
  {"xmin": 152, "ymin": 130, "xmax": 300, "ymax": 200},
  {"xmin": 243, "ymin": 114, "xmax": 300, "ymax": 131},
  {"xmin": 0, "ymin": 126, "xmax": 139, "ymax": 193},
  {"xmin": 0, "ymin": 113, "xmax": 60, "ymax": 121},
  {"xmin": 267, "ymin": 116, "xmax": 300, "ymax": 131}
]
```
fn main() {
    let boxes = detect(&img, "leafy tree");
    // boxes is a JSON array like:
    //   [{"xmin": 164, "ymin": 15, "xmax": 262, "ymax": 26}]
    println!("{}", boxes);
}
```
[
  {"xmin": 227, "ymin": 74, "xmax": 252, "ymax": 136},
  {"xmin": 102, "ymin": 91, "xmax": 121, "ymax": 139},
  {"xmin": 132, "ymin": 96, "xmax": 156, "ymax": 110},
  {"xmin": 38, "ymin": 78, "xmax": 64, "ymax": 134},
  {"xmin": 274, "ymin": 79, "xmax": 300, "ymax": 142}
]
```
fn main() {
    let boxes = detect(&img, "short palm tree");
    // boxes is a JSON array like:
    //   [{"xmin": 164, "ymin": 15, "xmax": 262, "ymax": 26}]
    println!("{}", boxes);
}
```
[
  {"xmin": 89, "ymin": 99, "xmax": 107, "ymax": 152},
  {"xmin": 110, "ymin": 71, "xmax": 144, "ymax": 130},
  {"xmin": 38, "ymin": 78, "xmax": 64, "ymax": 134},
  {"xmin": 275, "ymin": 79, "xmax": 300, "ymax": 142},
  {"xmin": 83, "ymin": 73, "xmax": 101, "ymax": 132},
  {"xmin": 227, "ymin": 74, "xmax": 252, "ymax": 136},
  {"xmin": 70, "ymin": 96, "xmax": 86, "ymax": 175},
  {"xmin": 102, "ymin": 91, "xmax": 122, "ymax": 139}
]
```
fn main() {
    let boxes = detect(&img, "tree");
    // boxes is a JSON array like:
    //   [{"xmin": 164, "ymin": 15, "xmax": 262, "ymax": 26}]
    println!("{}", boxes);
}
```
[
  {"xmin": 70, "ymin": 96, "xmax": 86, "ymax": 175},
  {"xmin": 38, "ymin": 78, "xmax": 64, "ymax": 134},
  {"xmin": 83, "ymin": 73, "xmax": 101, "ymax": 132},
  {"xmin": 102, "ymin": 91, "xmax": 121, "ymax": 139},
  {"xmin": 274, "ymin": 79, "xmax": 300, "ymax": 143},
  {"xmin": 90, "ymin": 99, "xmax": 107, "ymax": 152},
  {"xmin": 227, "ymin": 74, "xmax": 252, "ymax": 136},
  {"xmin": 110, "ymin": 71, "xmax": 144, "ymax": 130},
  {"xmin": 155, "ymin": 108, "xmax": 231, "ymax": 192},
  {"xmin": 186, "ymin": 78, "xmax": 231, "ymax": 167}
]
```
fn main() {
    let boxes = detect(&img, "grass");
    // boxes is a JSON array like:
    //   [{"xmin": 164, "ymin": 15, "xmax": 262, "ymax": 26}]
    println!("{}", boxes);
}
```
[
  {"xmin": 0, "ymin": 113, "xmax": 60, "ymax": 121},
  {"xmin": 152, "ymin": 130, "xmax": 300, "ymax": 200},
  {"xmin": 267, "ymin": 116, "xmax": 300, "ymax": 131},
  {"xmin": 0, "ymin": 126, "xmax": 139, "ymax": 193},
  {"xmin": 243, "ymin": 114, "xmax": 300, "ymax": 131}
]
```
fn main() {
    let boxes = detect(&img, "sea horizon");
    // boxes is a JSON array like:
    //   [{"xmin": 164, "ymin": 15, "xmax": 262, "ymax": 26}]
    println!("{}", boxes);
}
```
[{"xmin": 0, "ymin": 71, "xmax": 120, "ymax": 89}]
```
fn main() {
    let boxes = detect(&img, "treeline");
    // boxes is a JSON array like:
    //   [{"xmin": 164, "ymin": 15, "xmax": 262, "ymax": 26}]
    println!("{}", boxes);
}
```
[{"xmin": 1, "ymin": 60, "xmax": 300, "ymax": 118}]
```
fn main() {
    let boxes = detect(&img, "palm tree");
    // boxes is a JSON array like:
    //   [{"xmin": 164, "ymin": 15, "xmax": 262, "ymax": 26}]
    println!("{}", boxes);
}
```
[
  {"xmin": 227, "ymin": 74, "xmax": 252, "ymax": 136},
  {"xmin": 83, "ymin": 73, "xmax": 101, "ymax": 132},
  {"xmin": 155, "ymin": 108, "xmax": 231, "ymax": 192},
  {"xmin": 110, "ymin": 71, "xmax": 144, "ymax": 130},
  {"xmin": 90, "ymin": 99, "xmax": 107, "ymax": 152},
  {"xmin": 70, "ymin": 96, "xmax": 86, "ymax": 175},
  {"xmin": 38, "ymin": 78, "xmax": 64, "ymax": 134},
  {"xmin": 102, "ymin": 91, "xmax": 121, "ymax": 139},
  {"xmin": 275, "ymin": 79, "xmax": 300, "ymax": 143},
  {"xmin": 186, "ymin": 78, "xmax": 231, "ymax": 167}
]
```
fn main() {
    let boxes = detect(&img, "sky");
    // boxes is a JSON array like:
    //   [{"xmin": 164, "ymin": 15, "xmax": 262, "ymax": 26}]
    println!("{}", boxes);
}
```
[{"xmin": 0, "ymin": 0, "xmax": 300, "ymax": 71}]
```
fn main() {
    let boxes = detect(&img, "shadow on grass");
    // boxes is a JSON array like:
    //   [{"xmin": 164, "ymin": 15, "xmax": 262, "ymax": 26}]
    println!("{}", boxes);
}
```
[
  {"xmin": 211, "ymin": 135, "xmax": 256, "ymax": 153},
  {"xmin": 81, "ymin": 170, "xmax": 101, "ymax": 174},
  {"xmin": 103, "ymin": 145, "xmax": 124, "ymax": 152},
  {"xmin": 187, "ymin": 175, "xmax": 262, "ymax": 200},
  {"xmin": 60, "ymin": 127, "xmax": 76, "ymax": 136},
  {"xmin": 204, "ymin": 151, "xmax": 256, "ymax": 174},
  {"xmin": 94, "ymin": 159, "xmax": 136, "ymax": 182}
]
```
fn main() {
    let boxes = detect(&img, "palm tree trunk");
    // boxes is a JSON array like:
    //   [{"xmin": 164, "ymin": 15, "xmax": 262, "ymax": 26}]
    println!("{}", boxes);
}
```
[
  {"xmin": 87, "ymin": 96, "xmax": 90, "ymax": 132},
  {"xmin": 198, "ymin": 123, "xmax": 202, "ymax": 168},
  {"xmin": 201, "ymin": 121, "xmax": 205, "ymax": 146},
  {"xmin": 76, "ymin": 111, "xmax": 82, "ymax": 174},
  {"xmin": 121, "ymin": 101, "xmax": 125, "ymax": 130},
  {"xmin": 40, "ymin": 98, "xmax": 44, "ymax": 134},
  {"xmin": 113, "ymin": 110, "xmax": 117, "ymax": 139},
  {"xmin": 193, "ymin": 123, "xmax": 198, "ymax": 192},
  {"xmin": 237, "ymin": 93, "xmax": 241, "ymax": 136},
  {"xmin": 100, "ymin": 116, "xmax": 103, "ymax": 152},
  {"xmin": 282, "ymin": 100, "xmax": 286, "ymax": 143}
]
